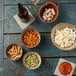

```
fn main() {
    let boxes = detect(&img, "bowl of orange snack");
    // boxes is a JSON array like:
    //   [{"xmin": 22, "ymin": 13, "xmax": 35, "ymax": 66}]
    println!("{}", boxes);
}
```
[
  {"xmin": 6, "ymin": 43, "xmax": 23, "ymax": 61},
  {"xmin": 21, "ymin": 28, "xmax": 41, "ymax": 48}
]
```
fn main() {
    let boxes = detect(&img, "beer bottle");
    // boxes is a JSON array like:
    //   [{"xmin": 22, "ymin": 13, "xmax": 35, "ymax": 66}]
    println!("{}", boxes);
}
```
[{"xmin": 18, "ymin": 3, "xmax": 29, "ymax": 22}]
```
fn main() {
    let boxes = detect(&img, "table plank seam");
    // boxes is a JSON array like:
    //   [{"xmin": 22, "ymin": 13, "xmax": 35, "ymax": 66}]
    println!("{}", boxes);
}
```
[
  {"xmin": 3, "ymin": 2, "xmax": 76, "ymax": 6},
  {"xmin": 4, "ymin": 56, "xmax": 76, "ymax": 58},
  {"xmin": 3, "ymin": 32, "xmax": 51, "ymax": 35}
]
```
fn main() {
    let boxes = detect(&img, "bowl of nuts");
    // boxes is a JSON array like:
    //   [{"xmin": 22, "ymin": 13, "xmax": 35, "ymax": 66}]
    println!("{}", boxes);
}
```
[
  {"xmin": 23, "ymin": 51, "xmax": 42, "ymax": 70},
  {"xmin": 39, "ymin": 1, "xmax": 58, "ymax": 23},
  {"xmin": 21, "ymin": 28, "xmax": 41, "ymax": 48},
  {"xmin": 6, "ymin": 43, "xmax": 23, "ymax": 61}
]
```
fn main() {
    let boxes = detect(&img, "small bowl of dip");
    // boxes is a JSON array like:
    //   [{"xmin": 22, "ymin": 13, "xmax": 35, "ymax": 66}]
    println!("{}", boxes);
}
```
[
  {"xmin": 23, "ymin": 51, "xmax": 42, "ymax": 70},
  {"xmin": 39, "ymin": 1, "xmax": 58, "ymax": 23},
  {"xmin": 59, "ymin": 62, "xmax": 72, "ymax": 75}
]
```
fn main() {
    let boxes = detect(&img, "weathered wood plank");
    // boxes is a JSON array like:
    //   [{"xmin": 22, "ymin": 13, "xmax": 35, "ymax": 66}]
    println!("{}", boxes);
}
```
[
  {"xmin": 0, "ymin": 0, "xmax": 4, "ymax": 75},
  {"xmin": 0, "ymin": 71, "xmax": 3, "ymax": 76},
  {"xmin": 4, "ymin": 34, "xmax": 76, "ymax": 58},
  {"xmin": 0, "ymin": 0, "xmax": 2, "ymax": 4},
  {"xmin": 4, "ymin": 58, "xmax": 76, "ymax": 76},
  {"xmin": 4, "ymin": 69, "xmax": 27, "ymax": 76},
  {"xmin": 0, "ymin": 0, "xmax": 3, "ymax": 72},
  {"xmin": 4, "ymin": 4, "xmax": 76, "ymax": 33},
  {"xmin": 0, "ymin": 20, "xmax": 3, "ymax": 75},
  {"xmin": 4, "ymin": 59, "xmax": 27, "ymax": 70},
  {"xmin": 0, "ymin": 2, "xmax": 3, "ymax": 19},
  {"xmin": 4, "ymin": 0, "xmax": 76, "ymax": 5}
]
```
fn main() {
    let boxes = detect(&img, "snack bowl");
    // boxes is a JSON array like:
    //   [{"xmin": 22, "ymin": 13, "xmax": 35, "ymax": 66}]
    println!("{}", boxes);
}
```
[
  {"xmin": 5, "ymin": 43, "xmax": 23, "ymax": 61},
  {"xmin": 23, "ymin": 51, "xmax": 42, "ymax": 70},
  {"xmin": 51, "ymin": 23, "xmax": 76, "ymax": 51},
  {"xmin": 59, "ymin": 62, "xmax": 72, "ymax": 75},
  {"xmin": 21, "ymin": 28, "xmax": 41, "ymax": 48},
  {"xmin": 39, "ymin": 1, "xmax": 58, "ymax": 23}
]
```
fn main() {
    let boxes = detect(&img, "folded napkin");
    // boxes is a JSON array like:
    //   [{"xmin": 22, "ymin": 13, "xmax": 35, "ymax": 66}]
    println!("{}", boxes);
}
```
[
  {"xmin": 54, "ymin": 58, "xmax": 76, "ymax": 76},
  {"xmin": 14, "ymin": 7, "xmax": 35, "ymax": 29}
]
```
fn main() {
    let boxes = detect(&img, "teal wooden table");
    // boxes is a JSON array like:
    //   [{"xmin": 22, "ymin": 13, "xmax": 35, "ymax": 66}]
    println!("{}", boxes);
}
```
[{"xmin": 0, "ymin": 0, "xmax": 76, "ymax": 76}]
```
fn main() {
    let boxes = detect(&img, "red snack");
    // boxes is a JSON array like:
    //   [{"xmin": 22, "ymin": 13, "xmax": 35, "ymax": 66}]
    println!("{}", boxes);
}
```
[{"xmin": 59, "ymin": 62, "xmax": 72, "ymax": 75}]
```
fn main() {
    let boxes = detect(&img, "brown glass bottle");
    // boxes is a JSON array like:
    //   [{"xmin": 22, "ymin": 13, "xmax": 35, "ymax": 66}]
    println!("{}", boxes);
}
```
[{"xmin": 18, "ymin": 3, "xmax": 29, "ymax": 22}]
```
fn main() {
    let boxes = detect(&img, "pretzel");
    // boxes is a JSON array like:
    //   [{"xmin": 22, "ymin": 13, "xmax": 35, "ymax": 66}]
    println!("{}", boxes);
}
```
[{"xmin": 7, "ymin": 45, "xmax": 22, "ymax": 60}]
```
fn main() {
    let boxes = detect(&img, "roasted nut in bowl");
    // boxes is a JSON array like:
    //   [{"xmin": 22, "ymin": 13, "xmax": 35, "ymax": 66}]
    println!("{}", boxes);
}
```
[
  {"xmin": 23, "ymin": 51, "xmax": 42, "ymax": 70},
  {"xmin": 21, "ymin": 28, "xmax": 41, "ymax": 48},
  {"xmin": 39, "ymin": 1, "xmax": 58, "ymax": 23},
  {"xmin": 51, "ymin": 23, "xmax": 76, "ymax": 51},
  {"xmin": 6, "ymin": 43, "xmax": 23, "ymax": 61}
]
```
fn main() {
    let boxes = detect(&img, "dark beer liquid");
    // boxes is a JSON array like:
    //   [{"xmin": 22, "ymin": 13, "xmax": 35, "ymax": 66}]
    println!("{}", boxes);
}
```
[{"xmin": 18, "ymin": 3, "xmax": 29, "ymax": 22}]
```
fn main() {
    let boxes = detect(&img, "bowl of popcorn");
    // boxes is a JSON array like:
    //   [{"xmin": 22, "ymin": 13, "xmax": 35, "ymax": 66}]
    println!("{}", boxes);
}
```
[
  {"xmin": 21, "ymin": 28, "xmax": 41, "ymax": 48},
  {"xmin": 6, "ymin": 43, "xmax": 23, "ymax": 61},
  {"xmin": 39, "ymin": 1, "xmax": 58, "ymax": 23},
  {"xmin": 51, "ymin": 23, "xmax": 76, "ymax": 51},
  {"xmin": 23, "ymin": 51, "xmax": 42, "ymax": 70}
]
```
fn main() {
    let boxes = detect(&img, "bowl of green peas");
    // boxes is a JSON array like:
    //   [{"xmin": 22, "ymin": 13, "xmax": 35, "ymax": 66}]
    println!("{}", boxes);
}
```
[{"xmin": 23, "ymin": 51, "xmax": 42, "ymax": 70}]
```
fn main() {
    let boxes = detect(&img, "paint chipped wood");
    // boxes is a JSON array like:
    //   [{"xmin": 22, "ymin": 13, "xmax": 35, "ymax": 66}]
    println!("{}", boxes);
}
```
[
  {"xmin": 4, "ymin": 34, "xmax": 76, "ymax": 58},
  {"xmin": 4, "ymin": 58, "xmax": 76, "ymax": 76},
  {"xmin": 2, "ymin": 0, "xmax": 76, "ymax": 76},
  {"xmin": 4, "ymin": 0, "xmax": 76, "ymax": 5},
  {"xmin": 4, "ymin": 4, "xmax": 76, "ymax": 33}
]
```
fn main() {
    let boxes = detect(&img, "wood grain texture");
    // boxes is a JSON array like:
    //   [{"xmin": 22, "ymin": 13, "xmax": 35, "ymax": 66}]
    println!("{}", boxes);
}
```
[
  {"xmin": 0, "ymin": 1, "xmax": 3, "ymax": 75},
  {"xmin": 4, "ymin": 58, "xmax": 76, "ymax": 76},
  {"xmin": 0, "ymin": 0, "xmax": 4, "ymax": 75},
  {"xmin": 0, "ymin": 0, "xmax": 3, "ymax": 19},
  {"xmin": 4, "ymin": 4, "xmax": 76, "ymax": 33},
  {"xmin": 4, "ymin": 0, "xmax": 76, "ymax": 5},
  {"xmin": 4, "ymin": 34, "xmax": 76, "ymax": 58},
  {"xmin": 3, "ymin": 0, "xmax": 76, "ymax": 76},
  {"xmin": 0, "ymin": 20, "xmax": 3, "ymax": 74}
]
